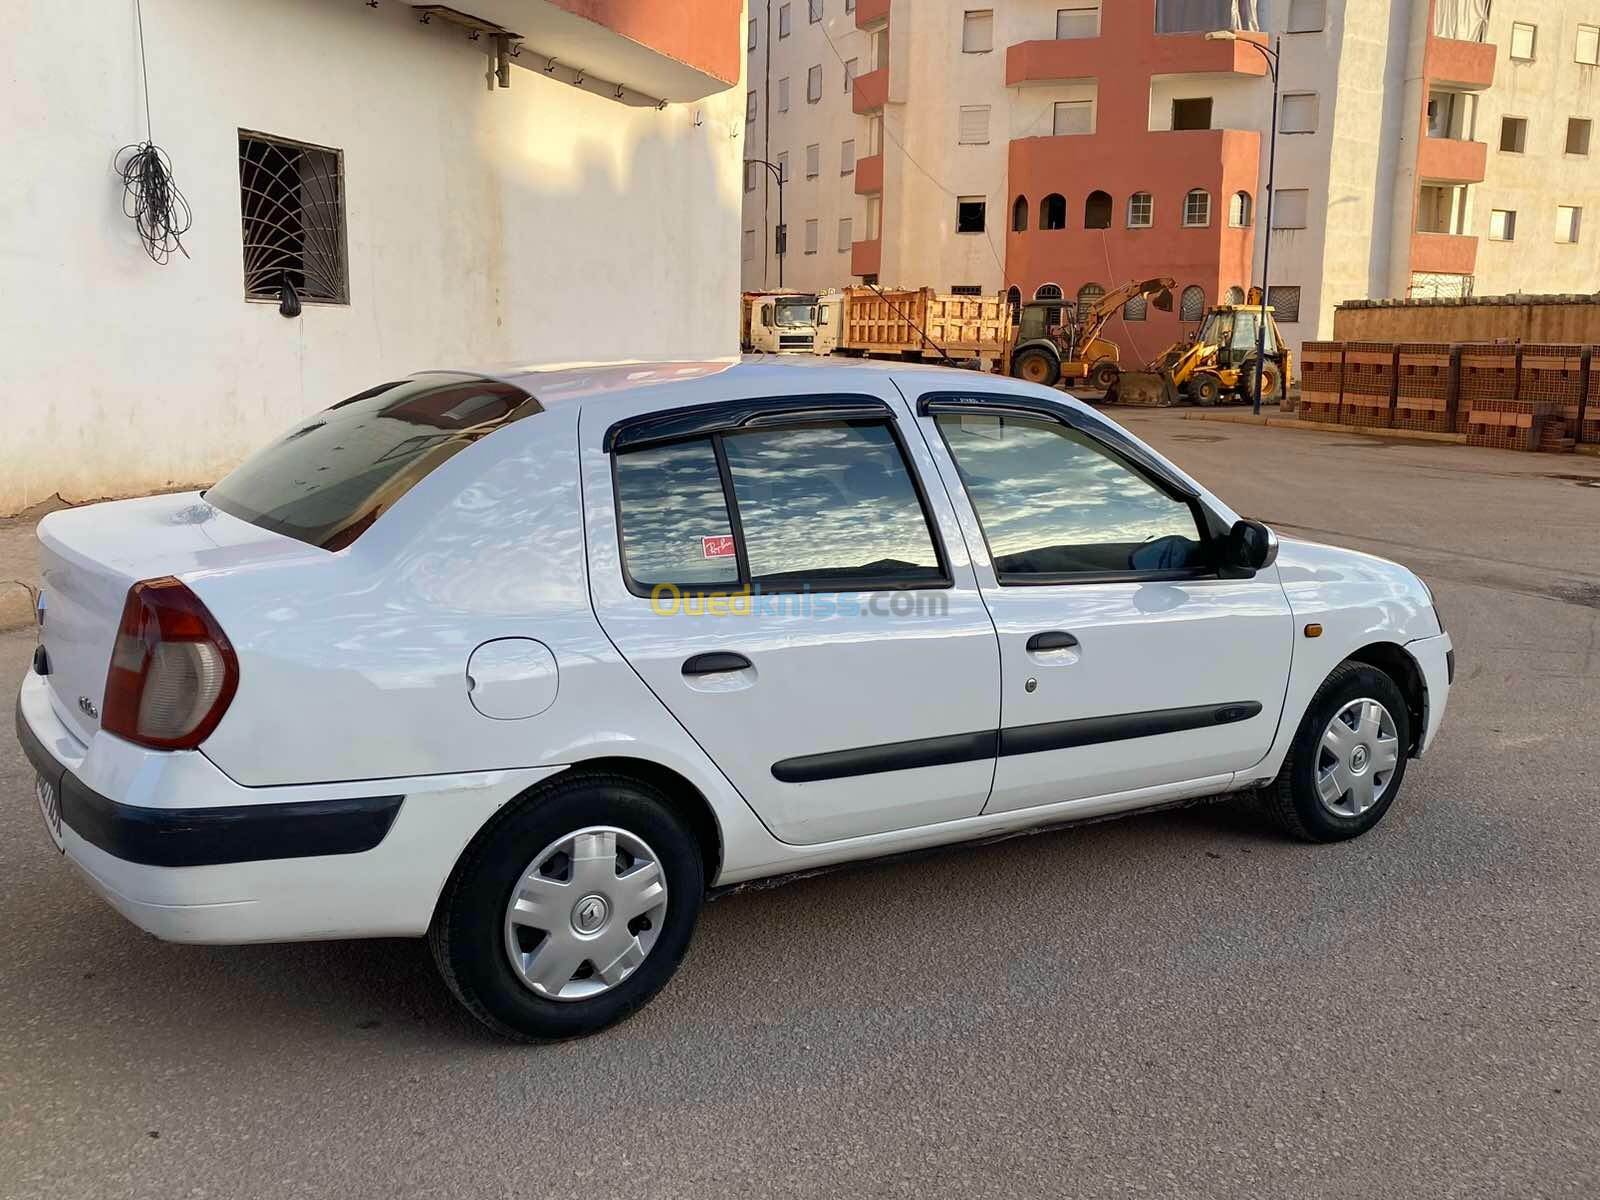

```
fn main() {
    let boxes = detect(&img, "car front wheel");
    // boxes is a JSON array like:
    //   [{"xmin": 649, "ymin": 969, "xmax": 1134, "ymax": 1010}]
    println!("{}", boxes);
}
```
[
  {"xmin": 1258, "ymin": 661, "xmax": 1412, "ymax": 842},
  {"xmin": 429, "ymin": 772, "xmax": 704, "ymax": 1040}
]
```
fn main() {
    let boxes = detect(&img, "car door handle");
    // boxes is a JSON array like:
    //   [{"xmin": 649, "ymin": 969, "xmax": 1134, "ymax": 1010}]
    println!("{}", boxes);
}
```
[
  {"xmin": 1026, "ymin": 631, "xmax": 1080, "ymax": 653},
  {"xmin": 682, "ymin": 651, "xmax": 753, "ymax": 676}
]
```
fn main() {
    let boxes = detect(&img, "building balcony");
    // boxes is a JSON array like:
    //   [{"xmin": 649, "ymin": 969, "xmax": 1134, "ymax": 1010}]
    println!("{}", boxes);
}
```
[
  {"xmin": 1411, "ymin": 231, "xmax": 1479, "ymax": 276},
  {"xmin": 852, "ymin": 66, "xmax": 889, "ymax": 114},
  {"xmin": 469, "ymin": 0, "xmax": 742, "ymax": 100},
  {"xmin": 1006, "ymin": 31, "xmax": 1267, "ymax": 86},
  {"xmin": 1427, "ymin": 34, "xmax": 1497, "ymax": 90},
  {"xmin": 851, "ymin": 237, "xmax": 882, "ymax": 277},
  {"xmin": 1418, "ymin": 136, "xmax": 1488, "ymax": 183},
  {"xmin": 853, "ymin": 153, "xmax": 884, "ymax": 195},
  {"xmin": 854, "ymin": 0, "xmax": 890, "ymax": 29}
]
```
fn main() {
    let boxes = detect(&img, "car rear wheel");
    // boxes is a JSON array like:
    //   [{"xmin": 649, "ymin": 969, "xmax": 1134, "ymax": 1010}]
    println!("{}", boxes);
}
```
[
  {"xmin": 429, "ymin": 772, "xmax": 704, "ymax": 1040},
  {"xmin": 1257, "ymin": 661, "xmax": 1411, "ymax": 842},
  {"xmin": 1013, "ymin": 347, "xmax": 1061, "ymax": 387}
]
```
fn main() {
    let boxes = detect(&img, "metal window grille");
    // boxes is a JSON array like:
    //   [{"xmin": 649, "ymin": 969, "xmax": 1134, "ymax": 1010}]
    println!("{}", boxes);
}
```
[
  {"xmin": 1179, "ymin": 285, "xmax": 1206, "ymax": 321},
  {"xmin": 238, "ymin": 131, "xmax": 347, "ymax": 304}
]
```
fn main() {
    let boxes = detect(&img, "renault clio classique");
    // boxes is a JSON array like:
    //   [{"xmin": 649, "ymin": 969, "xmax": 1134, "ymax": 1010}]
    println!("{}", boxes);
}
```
[{"xmin": 16, "ymin": 359, "xmax": 1453, "ymax": 1040}]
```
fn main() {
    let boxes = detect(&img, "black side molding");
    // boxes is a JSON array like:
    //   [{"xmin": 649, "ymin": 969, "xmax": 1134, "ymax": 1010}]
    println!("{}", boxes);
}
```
[
  {"xmin": 15, "ymin": 698, "xmax": 403, "ymax": 868},
  {"xmin": 770, "ymin": 702, "xmax": 1264, "ymax": 783}
]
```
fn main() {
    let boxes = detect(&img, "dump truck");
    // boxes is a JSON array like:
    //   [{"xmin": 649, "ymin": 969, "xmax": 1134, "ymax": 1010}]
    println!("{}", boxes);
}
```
[
  {"xmin": 1120, "ymin": 300, "xmax": 1294, "ymax": 407},
  {"xmin": 741, "ymin": 290, "xmax": 822, "ymax": 354},
  {"xmin": 1001, "ymin": 277, "xmax": 1176, "ymax": 392},
  {"xmin": 812, "ymin": 287, "xmax": 1011, "ymax": 368}
]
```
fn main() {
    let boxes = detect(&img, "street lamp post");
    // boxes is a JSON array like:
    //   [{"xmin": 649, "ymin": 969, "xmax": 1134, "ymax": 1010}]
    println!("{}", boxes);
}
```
[
  {"xmin": 1207, "ymin": 30, "xmax": 1281, "ymax": 415},
  {"xmin": 746, "ymin": 158, "xmax": 786, "ymax": 288}
]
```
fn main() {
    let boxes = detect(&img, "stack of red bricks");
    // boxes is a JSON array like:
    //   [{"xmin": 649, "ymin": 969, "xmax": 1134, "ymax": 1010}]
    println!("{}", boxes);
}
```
[
  {"xmin": 1393, "ymin": 343, "xmax": 1454, "ymax": 433},
  {"xmin": 1340, "ymin": 343, "xmax": 1396, "ymax": 428},
  {"xmin": 1298, "ymin": 342, "xmax": 1343, "ymax": 423}
]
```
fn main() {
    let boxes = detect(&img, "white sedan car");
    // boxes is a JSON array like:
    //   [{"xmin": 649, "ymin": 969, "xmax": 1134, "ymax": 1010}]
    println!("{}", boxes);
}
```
[{"xmin": 17, "ymin": 360, "xmax": 1453, "ymax": 1040}]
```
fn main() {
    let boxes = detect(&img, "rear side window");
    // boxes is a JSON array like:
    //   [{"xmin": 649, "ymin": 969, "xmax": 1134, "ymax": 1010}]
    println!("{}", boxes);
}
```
[
  {"xmin": 934, "ymin": 413, "xmax": 1207, "ymax": 578},
  {"xmin": 206, "ymin": 374, "xmax": 540, "ymax": 550},
  {"xmin": 613, "ymin": 417, "xmax": 946, "ymax": 593}
]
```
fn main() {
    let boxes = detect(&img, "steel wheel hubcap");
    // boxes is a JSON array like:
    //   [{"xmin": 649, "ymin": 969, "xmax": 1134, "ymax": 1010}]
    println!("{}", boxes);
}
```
[
  {"xmin": 1316, "ymin": 698, "xmax": 1400, "ymax": 818},
  {"xmin": 503, "ymin": 826, "xmax": 668, "ymax": 1002}
]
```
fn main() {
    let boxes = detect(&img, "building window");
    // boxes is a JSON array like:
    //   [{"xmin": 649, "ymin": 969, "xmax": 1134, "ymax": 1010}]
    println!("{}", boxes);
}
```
[
  {"xmin": 838, "ymin": 217, "xmax": 854, "ymax": 252},
  {"xmin": 1226, "ymin": 285, "xmax": 1247, "ymax": 303},
  {"xmin": 748, "ymin": 18, "xmax": 758, "ymax": 50},
  {"xmin": 1287, "ymin": 0, "xmax": 1325, "ymax": 32},
  {"xmin": 1053, "ymin": 100, "xmax": 1093, "ymax": 135},
  {"xmin": 1510, "ymin": 21, "xmax": 1536, "ymax": 61},
  {"xmin": 1580, "ymin": 25, "xmax": 1600, "ymax": 65},
  {"xmin": 950, "ymin": 285, "xmax": 984, "ymax": 296},
  {"xmin": 1182, "ymin": 189, "xmax": 1211, "ymax": 227},
  {"xmin": 238, "ymin": 131, "xmax": 347, "ymax": 304},
  {"xmin": 1556, "ymin": 205, "xmax": 1583, "ymax": 244},
  {"xmin": 1229, "ymin": 190, "xmax": 1253, "ymax": 227},
  {"xmin": 1035, "ymin": 283, "xmax": 1063, "ymax": 300},
  {"xmin": 1274, "ymin": 188, "xmax": 1310, "ymax": 229},
  {"xmin": 1013, "ymin": 195, "xmax": 1029, "ymax": 231},
  {"xmin": 1127, "ymin": 191, "xmax": 1153, "ymax": 228},
  {"xmin": 872, "ymin": 28, "xmax": 889, "ymax": 69},
  {"xmin": 845, "ymin": 58, "xmax": 858, "ymax": 92},
  {"xmin": 1123, "ymin": 296, "xmax": 1148, "ymax": 321},
  {"xmin": 1040, "ymin": 193, "xmax": 1066, "ymax": 229},
  {"xmin": 806, "ymin": 143, "xmax": 820, "ymax": 177},
  {"xmin": 742, "ymin": 229, "xmax": 756, "ymax": 261},
  {"xmin": 1056, "ymin": 3, "xmax": 1100, "ymax": 39},
  {"xmin": 841, "ymin": 139, "xmax": 856, "ymax": 173},
  {"xmin": 959, "ymin": 105, "xmax": 991, "ymax": 145},
  {"xmin": 1006, "ymin": 285, "xmax": 1022, "ymax": 321},
  {"xmin": 846, "ymin": 0, "xmax": 855, "ymax": 10},
  {"xmin": 1172, "ymin": 98, "xmax": 1212, "ymax": 130},
  {"xmin": 1179, "ymin": 285, "xmax": 1206, "ymax": 322},
  {"xmin": 1499, "ymin": 116, "xmax": 1526, "ymax": 153},
  {"xmin": 746, "ymin": 92, "xmax": 757, "ymax": 122},
  {"xmin": 1084, "ymin": 190, "xmax": 1112, "ymax": 229},
  {"xmin": 1281, "ymin": 92, "xmax": 1319, "ymax": 133},
  {"xmin": 807, "ymin": 65, "xmax": 822, "ymax": 103},
  {"xmin": 744, "ymin": 161, "xmax": 758, "ymax": 192},
  {"xmin": 776, "ymin": 151, "xmax": 789, "ymax": 182},
  {"xmin": 867, "ymin": 114, "xmax": 884, "ymax": 155},
  {"xmin": 1266, "ymin": 285, "xmax": 1301, "ymax": 323},
  {"xmin": 779, "ymin": 3, "xmax": 792, "ymax": 38},
  {"xmin": 1076, "ymin": 282, "xmax": 1105, "ymax": 319},
  {"xmin": 962, "ymin": 10, "xmax": 994, "ymax": 53},
  {"xmin": 864, "ymin": 196, "xmax": 880, "ymax": 241},
  {"xmin": 1416, "ymin": 184, "xmax": 1468, "ymax": 234},
  {"xmin": 1488, "ymin": 209, "xmax": 1516, "ymax": 241},
  {"xmin": 809, "ymin": 0, "xmax": 823, "ymax": 23},
  {"xmin": 1568, "ymin": 118, "xmax": 1593, "ymax": 156},
  {"xmin": 778, "ymin": 77, "xmax": 790, "ymax": 112},
  {"xmin": 957, "ymin": 197, "xmax": 987, "ymax": 233},
  {"xmin": 805, "ymin": 219, "xmax": 819, "ymax": 255}
]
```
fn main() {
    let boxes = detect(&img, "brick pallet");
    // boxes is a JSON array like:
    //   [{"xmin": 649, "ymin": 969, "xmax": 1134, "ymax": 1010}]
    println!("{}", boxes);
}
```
[
  {"xmin": 1342, "ymin": 342, "xmax": 1395, "ymax": 429},
  {"xmin": 1298, "ymin": 342, "xmax": 1343, "ymax": 424},
  {"xmin": 1393, "ymin": 343, "xmax": 1454, "ymax": 433}
]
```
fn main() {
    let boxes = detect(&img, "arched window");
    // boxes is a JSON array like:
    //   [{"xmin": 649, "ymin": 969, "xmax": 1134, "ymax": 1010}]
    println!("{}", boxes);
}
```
[
  {"xmin": 1225, "ymin": 285, "xmax": 1246, "ymax": 304},
  {"xmin": 1127, "ymin": 191, "xmax": 1153, "ymax": 228},
  {"xmin": 1006, "ymin": 285, "xmax": 1022, "ymax": 322},
  {"xmin": 1012, "ymin": 195, "xmax": 1029, "ymax": 232},
  {"xmin": 1084, "ymin": 190, "xmax": 1112, "ymax": 229},
  {"xmin": 1034, "ymin": 282, "xmax": 1063, "ymax": 300},
  {"xmin": 1123, "ymin": 296, "xmax": 1148, "ymax": 321},
  {"xmin": 1182, "ymin": 188, "xmax": 1212, "ymax": 228},
  {"xmin": 1179, "ymin": 285, "xmax": 1206, "ymax": 322},
  {"xmin": 1229, "ymin": 190, "xmax": 1253, "ymax": 227},
  {"xmin": 1076, "ymin": 282, "xmax": 1106, "ymax": 319},
  {"xmin": 1040, "ymin": 193, "xmax": 1066, "ymax": 230}
]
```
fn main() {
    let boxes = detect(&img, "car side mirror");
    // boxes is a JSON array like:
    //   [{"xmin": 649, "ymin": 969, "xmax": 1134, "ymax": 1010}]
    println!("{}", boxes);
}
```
[{"xmin": 1224, "ymin": 519, "xmax": 1278, "ymax": 572}]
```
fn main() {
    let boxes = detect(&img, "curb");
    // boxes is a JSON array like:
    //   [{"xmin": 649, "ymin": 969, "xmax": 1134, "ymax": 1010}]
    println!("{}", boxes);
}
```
[{"xmin": 1179, "ymin": 410, "xmax": 1469, "ymax": 445}]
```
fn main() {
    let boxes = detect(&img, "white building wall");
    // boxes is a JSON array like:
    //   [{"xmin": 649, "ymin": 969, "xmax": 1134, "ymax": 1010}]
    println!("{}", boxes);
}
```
[{"xmin": 1, "ymin": 0, "xmax": 745, "ymax": 513}]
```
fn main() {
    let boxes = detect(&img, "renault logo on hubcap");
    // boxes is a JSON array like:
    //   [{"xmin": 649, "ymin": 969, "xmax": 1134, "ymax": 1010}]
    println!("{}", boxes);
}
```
[
  {"xmin": 572, "ymin": 894, "xmax": 609, "ymax": 934},
  {"xmin": 1351, "ymin": 744, "xmax": 1370, "ymax": 773}
]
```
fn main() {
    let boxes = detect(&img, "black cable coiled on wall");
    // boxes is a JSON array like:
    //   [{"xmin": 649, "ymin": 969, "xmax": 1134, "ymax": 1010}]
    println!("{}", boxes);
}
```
[{"xmin": 114, "ymin": 141, "xmax": 191, "ymax": 264}]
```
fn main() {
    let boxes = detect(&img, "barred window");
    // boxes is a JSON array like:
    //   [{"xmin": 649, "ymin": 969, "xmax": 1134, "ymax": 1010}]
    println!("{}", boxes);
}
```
[
  {"xmin": 1179, "ymin": 285, "xmax": 1206, "ymax": 321},
  {"xmin": 238, "ymin": 131, "xmax": 347, "ymax": 304},
  {"xmin": 1267, "ymin": 285, "xmax": 1301, "ymax": 323},
  {"xmin": 1123, "ymin": 296, "xmax": 1147, "ymax": 321}
]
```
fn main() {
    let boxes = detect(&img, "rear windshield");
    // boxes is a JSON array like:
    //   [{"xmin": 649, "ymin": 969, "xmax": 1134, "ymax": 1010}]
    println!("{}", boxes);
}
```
[{"xmin": 206, "ymin": 374, "xmax": 540, "ymax": 550}]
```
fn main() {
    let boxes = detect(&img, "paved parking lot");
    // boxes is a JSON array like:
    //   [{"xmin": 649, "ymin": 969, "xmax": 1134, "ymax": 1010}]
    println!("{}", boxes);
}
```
[{"xmin": 2, "ymin": 414, "xmax": 1598, "ymax": 1200}]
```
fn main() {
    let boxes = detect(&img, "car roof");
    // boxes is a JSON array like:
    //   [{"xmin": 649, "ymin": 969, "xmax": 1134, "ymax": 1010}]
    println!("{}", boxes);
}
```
[{"xmin": 422, "ymin": 355, "xmax": 1051, "ymax": 413}]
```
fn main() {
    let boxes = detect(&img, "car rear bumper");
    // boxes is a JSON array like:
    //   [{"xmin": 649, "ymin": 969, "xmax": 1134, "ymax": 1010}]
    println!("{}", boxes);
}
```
[
  {"xmin": 16, "ymin": 669, "xmax": 560, "ymax": 944},
  {"xmin": 1406, "ymin": 631, "xmax": 1453, "ymax": 756}
]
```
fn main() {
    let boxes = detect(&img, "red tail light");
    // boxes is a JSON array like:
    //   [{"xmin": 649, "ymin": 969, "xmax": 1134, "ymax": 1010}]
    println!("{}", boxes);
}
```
[{"xmin": 102, "ymin": 577, "xmax": 239, "ymax": 750}]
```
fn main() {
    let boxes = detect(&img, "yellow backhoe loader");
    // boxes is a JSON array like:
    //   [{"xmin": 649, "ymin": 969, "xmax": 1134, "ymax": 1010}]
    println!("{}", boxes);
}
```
[
  {"xmin": 1119, "ymin": 299, "xmax": 1294, "ymax": 407},
  {"xmin": 1003, "ymin": 277, "xmax": 1175, "ymax": 393}
]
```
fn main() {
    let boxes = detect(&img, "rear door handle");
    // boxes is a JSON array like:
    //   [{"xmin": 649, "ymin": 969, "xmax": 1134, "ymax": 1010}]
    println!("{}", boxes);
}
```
[
  {"xmin": 682, "ymin": 651, "xmax": 753, "ymax": 676},
  {"xmin": 1026, "ymin": 631, "xmax": 1079, "ymax": 653}
]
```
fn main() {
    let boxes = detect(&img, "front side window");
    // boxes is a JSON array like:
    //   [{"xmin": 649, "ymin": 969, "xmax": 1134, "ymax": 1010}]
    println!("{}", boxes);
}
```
[
  {"xmin": 613, "ymin": 417, "xmax": 945, "ymax": 592},
  {"xmin": 207, "ymin": 374, "xmax": 539, "ymax": 551},
  {"xmin": 935, "ymin": 414, "xmax": 1207, "ymax": 578}
]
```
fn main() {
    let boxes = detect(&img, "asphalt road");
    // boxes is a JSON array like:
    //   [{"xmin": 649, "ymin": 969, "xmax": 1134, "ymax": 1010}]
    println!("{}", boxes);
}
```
[{"xmin": 3, "ymin": 415, "xmax": 1598, "ymax": 1199}]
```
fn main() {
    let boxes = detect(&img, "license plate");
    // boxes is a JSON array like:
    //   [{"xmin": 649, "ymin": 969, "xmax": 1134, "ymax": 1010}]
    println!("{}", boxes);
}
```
[{"xmin": 36, "ymin": 774, "xmax": 64, "ymax": 853}]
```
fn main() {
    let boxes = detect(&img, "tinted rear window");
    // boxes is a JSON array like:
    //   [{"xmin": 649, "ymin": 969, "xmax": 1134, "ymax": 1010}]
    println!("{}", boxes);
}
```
[{"xmin": 206, "ymin": 374, "xmax": 540, "ymax": 549}]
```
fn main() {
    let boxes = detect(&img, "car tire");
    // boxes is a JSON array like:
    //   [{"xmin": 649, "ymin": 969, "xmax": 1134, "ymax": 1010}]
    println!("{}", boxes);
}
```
[
  {"xmin": 1257, "ymin": 661, "xmax": 1412, "ymax": 843},
  {"xmin": 1013, "ymin": 348, "xmax": 1061, "ymax": 387},
  {"xmin": 429, "ymin": 771, "xmax": 704, "ymax": 1041}
]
